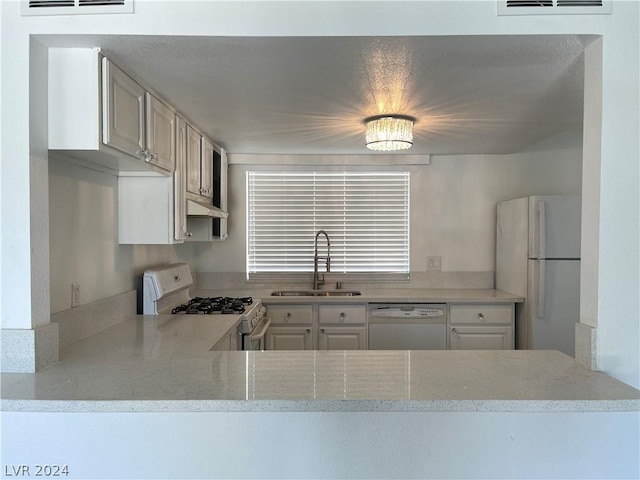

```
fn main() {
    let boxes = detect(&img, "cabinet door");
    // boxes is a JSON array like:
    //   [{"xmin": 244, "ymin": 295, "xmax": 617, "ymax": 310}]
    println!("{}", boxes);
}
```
[
  {"xmin": 186, "ymin": 125, "xmax": 202, "ymax": 195},
  {"xmin": 174, "ymin": 117, "xmax": 188, "ymax": 241},
  {"xmin": 319, "ymin": 326, "xmax": 367, "ymax": 350},
  {"xmin": 102, "ymin": 58, "xmax": 145, "ymax": 157},
  {"xmin": 200, "ymin": 138, "xmax": 214, "ymax": 199},
  {"xmin": 266, "ymin": 326, "xmax": 313, "ymax": 350},
  {"xmin": 449, "ymin": 326, "xmax": 513, "ymax": 350},
  {"xmin": 145, "ymin": 93, "xmax": 175, "ymax": 173}
]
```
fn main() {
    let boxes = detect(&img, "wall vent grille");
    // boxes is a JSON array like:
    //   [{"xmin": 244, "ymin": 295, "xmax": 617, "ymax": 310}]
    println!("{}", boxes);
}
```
[
  {"xmin": 506, "ymin": 1, "xmax": 553, "ymax": 6},
  {"xmin": 499, "ymin": 0, "xmax": 610, "ymax": 15},
  {"xmin": 22, "ymin": 0, "xmax": 132, "ymax": 15}
]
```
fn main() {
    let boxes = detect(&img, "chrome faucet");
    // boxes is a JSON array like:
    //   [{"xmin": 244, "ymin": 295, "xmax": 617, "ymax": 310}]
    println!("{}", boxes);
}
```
[{"xmin": 313, "ymin": 230, "xmax": 331, "ymax": 290}]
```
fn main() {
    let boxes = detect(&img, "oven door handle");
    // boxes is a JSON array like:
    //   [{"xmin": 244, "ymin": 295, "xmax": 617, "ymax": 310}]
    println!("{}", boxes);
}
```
[{"xmin": 249, "ymin": 317, "xmax": 272, "ymax": 341}]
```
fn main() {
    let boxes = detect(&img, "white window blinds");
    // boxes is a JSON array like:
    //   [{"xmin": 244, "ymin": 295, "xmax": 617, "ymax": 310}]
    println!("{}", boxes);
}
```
[{"xmin": 247, "ymin": 171, "xmax": 410, "ymax": 279}]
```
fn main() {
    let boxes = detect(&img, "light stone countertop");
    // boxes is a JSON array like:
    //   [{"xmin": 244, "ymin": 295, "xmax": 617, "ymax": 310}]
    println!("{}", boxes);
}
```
[
  {"xmin": 2, "ymin": 313, "xmax": 638, "ymax": 413},
  {"xmin": 200, "ymin": 288, "xmax": 525, "ymax": 304}
]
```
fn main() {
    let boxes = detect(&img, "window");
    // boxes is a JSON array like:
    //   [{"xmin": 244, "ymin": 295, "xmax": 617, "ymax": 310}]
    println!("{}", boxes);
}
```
[{"xmin": 247, "ymin": 171, "xmax": 410, "ymax": 280}]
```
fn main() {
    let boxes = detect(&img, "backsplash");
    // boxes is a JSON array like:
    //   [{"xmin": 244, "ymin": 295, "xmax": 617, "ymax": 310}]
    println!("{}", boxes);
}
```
[
  {"xmin": 195, "ymin": 271, "xmax": 494, "ymax": 291},
  {"xmin": 51, "ymin": 290, "xmax": 137, "ymax": 349}
]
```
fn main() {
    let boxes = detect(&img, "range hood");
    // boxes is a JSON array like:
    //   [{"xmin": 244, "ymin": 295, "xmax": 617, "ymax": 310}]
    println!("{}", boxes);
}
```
[{"xmin": 186, "ymin": 199, "xmax": 229, "ymax": 218}]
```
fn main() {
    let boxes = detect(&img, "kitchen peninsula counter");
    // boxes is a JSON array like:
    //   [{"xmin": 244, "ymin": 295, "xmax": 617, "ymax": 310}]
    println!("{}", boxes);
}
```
[{"xmin": 2, "ymin": 313, "xmax": 638, "ymax": 413}]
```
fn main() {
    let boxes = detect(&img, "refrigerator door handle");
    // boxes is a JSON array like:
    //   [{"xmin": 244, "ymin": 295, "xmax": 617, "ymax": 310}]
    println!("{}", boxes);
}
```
[
  {"xmin": 537, "ymin": 200, "xmax": 546, "ymax": 259},
  {"xmin": 537, "ymin": 259, "xmax": 546, "ymax": 318}
]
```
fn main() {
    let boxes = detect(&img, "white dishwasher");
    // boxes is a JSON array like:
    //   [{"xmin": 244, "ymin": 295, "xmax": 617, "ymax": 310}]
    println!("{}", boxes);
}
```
[{"xmin": 368, "ymin": 304, "xmax": 447, "ymax": 350}]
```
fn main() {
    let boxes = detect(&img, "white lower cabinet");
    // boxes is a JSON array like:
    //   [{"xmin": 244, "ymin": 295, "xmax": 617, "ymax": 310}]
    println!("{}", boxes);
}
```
[
  {"xmin": 264, "ymin": 302, "xmax": 515, "ymax": 351},
  {"xmin": 449, "ymin": 326, "xmax": 513, "ymax": 350},
  {"xmin": 318, "ymin": 304, "xmax": 367, "ymax": 350},
  {"xmin": 211, "ymin": 329, "xmax": 237, "ymax": 351},
  {"xmin": 266, "ymin": 326, "xmax": 313, "ymax": 350},
  {"xmin": 319, "ymin": 326, "xmax": 367, "ymax": 350},
  {"xmin": 449, "ymin": 304, "xmax": 515, "ymax": 350},
  {"xmin": 265, "ymin": 304, "xmax": 368, "ymax": 350},
  {"xmin": 266, "ymin": 305, "xmax": 314, "ymax": 325},
  {"xmin": 265, "ymin": 304, "xmax": 314, "ymax": 350}
]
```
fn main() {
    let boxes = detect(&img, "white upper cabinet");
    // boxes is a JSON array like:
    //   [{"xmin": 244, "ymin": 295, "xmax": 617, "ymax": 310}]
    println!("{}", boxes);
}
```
[
  {"xmin": 50, "ymin": 48, "xmax": 229, "ymax": 244},
  {"xmin": 118, "ymin": 115, "xmax": 185, "ymax": 245},
  {"xmin": 174, "ymin": 116, "xmax": 188, "ymax": 241},
  {"xmin": 102, "ymin": 58, "xmax": 146, "ymax": 158},
  {"xmin": 186, "ymin": 125, "xmax": 202, "ymax": 196},
  {"xmin": 185, "ymin": 125, "xmax": 216, "ymax": 201},
  {"xmin": 145, "ymin": 93, "xmax": 176, "ymax": 173},
  {"xmin": 48, "ymin": 48, "xmax": 172, "ymax": 176},
  {"xmin": 200, "ymin": 137, "xmax": 214, "ymax": 199}
]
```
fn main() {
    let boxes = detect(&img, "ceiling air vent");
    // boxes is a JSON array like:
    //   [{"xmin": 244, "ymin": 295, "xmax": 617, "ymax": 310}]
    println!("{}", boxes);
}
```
[
  {"xmin": 21, "ymin": 0, "xmax": 133, "ymax": 16},
  {"xmin": 498, "ymin": 0, "xmax": 611, "ymax": 15}
]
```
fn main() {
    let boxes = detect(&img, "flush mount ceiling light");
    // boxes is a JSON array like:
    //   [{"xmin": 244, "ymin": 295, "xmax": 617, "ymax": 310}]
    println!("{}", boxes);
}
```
[{"xmin": 364, "ymin": 114, "xmax": 415, "ymax": 151}]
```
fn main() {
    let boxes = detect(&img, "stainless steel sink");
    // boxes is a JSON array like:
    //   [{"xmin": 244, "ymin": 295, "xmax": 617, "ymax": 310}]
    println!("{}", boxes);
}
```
[{"xmin": 270, "ymin": 290, "xmax": 362, "ymax": 297}]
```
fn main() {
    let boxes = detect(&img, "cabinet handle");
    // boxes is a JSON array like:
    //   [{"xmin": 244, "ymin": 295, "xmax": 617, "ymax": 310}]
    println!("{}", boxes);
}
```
[
  {"xmin": 135, "ymin": 149, "xmax": 157, "ymax": 163},
  {"xmin": 185, "ymin": 232, "xmax": 192, "ymax": 237},
  {"xmin": 477, "ymin": 313, "xmax": 485, "ymax": 320},
  {"xmin": 286, "ymin": 312, "xmax": 291, "ymax": 319},
  {"xmin": 320, "ymin": 328, "xmax": 325, "ymax": 334},
  {"xmin": 452, "ymin": 328, "xmax": 458, "ymax": 335},
  {"xmin": 305, "ymin": 329, "xmax": 311, "ymax": 335},
  {"xmin": 339, "ymin": 312, "xmax": 346, "ymax": 319}
]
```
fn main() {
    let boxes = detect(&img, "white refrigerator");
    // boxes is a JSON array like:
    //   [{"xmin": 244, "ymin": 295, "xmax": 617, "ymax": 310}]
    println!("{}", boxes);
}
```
[{"xmin": 496, "ymin": 195, "xmax": 581, "ymax": 356}]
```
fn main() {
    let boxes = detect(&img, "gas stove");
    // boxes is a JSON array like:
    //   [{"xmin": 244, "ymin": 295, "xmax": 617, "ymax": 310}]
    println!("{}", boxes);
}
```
[
  {"xmin": 142, "ymin": 263, "xmax": 268, "ymax": 350},
  {"xmin": 170, "ymin": 296, "xmax": 253, "ymax": 315}
]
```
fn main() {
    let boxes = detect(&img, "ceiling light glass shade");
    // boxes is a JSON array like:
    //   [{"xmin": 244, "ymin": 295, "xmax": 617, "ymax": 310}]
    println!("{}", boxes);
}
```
[{"xmin": 365, "ymin": 115, "xmax": 415, "ymax": 151}]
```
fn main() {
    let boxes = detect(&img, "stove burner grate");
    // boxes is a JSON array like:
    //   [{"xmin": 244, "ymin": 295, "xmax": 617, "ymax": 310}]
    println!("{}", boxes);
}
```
[{"xmin": 171, "ymin": 296, "xmax": 253, "ymax": 315}]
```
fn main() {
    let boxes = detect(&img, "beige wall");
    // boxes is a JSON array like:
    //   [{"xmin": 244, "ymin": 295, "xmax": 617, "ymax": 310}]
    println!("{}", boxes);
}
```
[
  {"xmin": 48, "ymin": 129, "xmax": 582, "ymax": 311},
  {"xmin": 192, "ymin": 129, "xmax": 583, "ymax": 275},
  {"xmin": 48, "ymin": 158, "xmax": 190, "ymax": 314}
]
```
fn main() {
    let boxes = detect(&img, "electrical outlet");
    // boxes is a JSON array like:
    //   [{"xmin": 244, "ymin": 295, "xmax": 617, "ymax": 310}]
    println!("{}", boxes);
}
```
[
  {"xmin": 71, "ymin": 283, "xmax": 80, "ymax": 308},
  {"xmin": 426, "ymin": 256, "xmax": 442, "ymax": 271}
]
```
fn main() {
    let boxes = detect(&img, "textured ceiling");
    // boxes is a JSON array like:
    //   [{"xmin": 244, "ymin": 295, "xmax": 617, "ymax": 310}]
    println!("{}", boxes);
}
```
[{"xmin": 41, "ymin": 34, "xmax": 590, "ymax": 155}]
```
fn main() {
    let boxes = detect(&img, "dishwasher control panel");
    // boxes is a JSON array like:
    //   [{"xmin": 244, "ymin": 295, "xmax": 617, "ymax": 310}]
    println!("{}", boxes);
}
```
[{"xmin": 370, "ymin": 304, "xmax": 446, "ymax": 318}]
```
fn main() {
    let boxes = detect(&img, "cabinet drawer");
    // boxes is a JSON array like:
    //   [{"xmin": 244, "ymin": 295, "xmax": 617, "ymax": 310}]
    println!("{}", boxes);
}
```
[
  {"xmin": 319, "ymin": 305, "xmax": 366, "ymax": 325},
  {"xmin": 265, "ymin": 304, "xmax": 313, "ymax": 325},
  {"xmin": 449, "ymin": 304, "xmax": 513, "ymax": 325}
]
